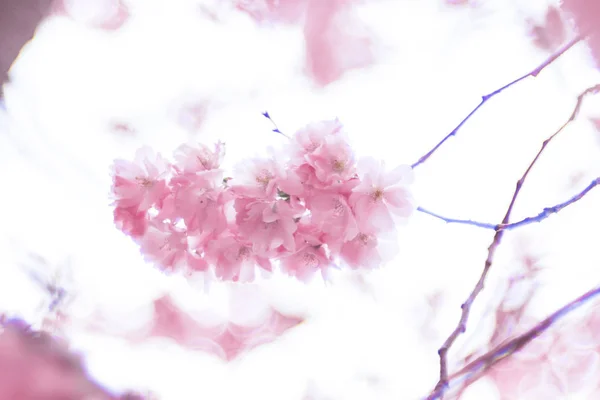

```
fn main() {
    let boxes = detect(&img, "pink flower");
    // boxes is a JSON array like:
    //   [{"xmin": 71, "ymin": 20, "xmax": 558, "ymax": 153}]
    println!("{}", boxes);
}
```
[
  {"xmin": 289, "ymin": 121, "xmax": 355, "ymax": 189},
  {"xmin": 279, "ymin": 225, "xmax": 331, "ymax": 281},
  {"xmin": 111, "ymin": 146, "xmax": 171, "ymax": 212},
  {"xmin": 113, "ymin": 205, "xmax": 148, "ymax": 238},
  {"xmin": 232, "ymin": 158, "xmax": 279, "ymax": 198},
  {"xmin": 138, "ymin": 221, "xmax": 192, "ymax": 273},
  {"xmin": 173, "ymin": 141, "xmax": 225, "ymax": 174},
  {"xmin": 290, "ymin": 119, "xmax": 344, "ymax": 162},
  {"xmin": 205, "ymin": 233, "xmax": 272, "ymax": 282},
  {"xmin": 307, "ymin": 190, "xmax": 358, "ymax": 252},
  {"xmin": 158, "ymin": 170, "xmax": 229, "ymax": 237},
  {"xmin": 305, "ymin": 133, "xmax": 356, "ymax": 185},
  {"xmin": 304, "ymin": 0, "xmax": 374, "ymax": 86},
  {"xmin": 111, "ymin": 119, "xmax": 413, "ymax": 283},
  {"xmin": 349, "ymin": 157, "xmax": 415, "ymax": 233},
  {"xmin": 235, "ymin": 198, "xmax": 300, "ymax": 256},
  {"xmin": 232, "ymin": 154, "xmax": 304, "ymax": 199},
  {"xmin": 339, "ymin": 232, "xmax": 381, "ymax": 269}
]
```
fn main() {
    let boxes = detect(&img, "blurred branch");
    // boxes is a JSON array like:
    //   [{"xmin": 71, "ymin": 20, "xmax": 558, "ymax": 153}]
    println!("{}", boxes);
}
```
[
  {"xmin": 426, "ymin": 83, "xmax": 600, "ymax": 400},
  {"xmin": 431, "ymin": 283, "xmax": 600, "ymax": 399},
  {"xmin": 450, "ymin": 252, "xmax": 542, "ymax": 399},
  {"xmin": 0, "ymin": 0, "xmax": 55, "ymax": 96},
  {"xmin": 411, "ymin": 34, "xmax": 582, "ymax": 169},
  {"xmin": 417, "ymin": 176, "xmax": 600, "ymax": 230}
]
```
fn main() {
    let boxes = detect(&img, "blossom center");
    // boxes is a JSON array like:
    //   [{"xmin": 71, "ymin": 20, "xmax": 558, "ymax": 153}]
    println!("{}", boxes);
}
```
[
  {"xmin": 255, "ymin": 169, "xmax": 274, "ymax": 187},
  {"xmin": 302, "ymin": 252, "xmax": 319, "ymax": 268},
  {"xmin": 135, "ymin": 176, "xmax": 154, "ymax": 187},
  {"xmin": 358, "ymin": 233, "xmax": 371, "ymax": 246},
  {"xmin": 333, "ymin": 198, "xmax": 345, "ymax": 216},
  {"xmin": 371, "ymin": 188, "xmax": 384, "ymax": 201},
  {"xmin": 196, "ymin": 155, "xmax": 210, "ymax": 169},
  {"xmin": 237, "ymin": 246, "xmax": 251, "ymax": 261},
  {"xmin": 332, "ymin": 159, "xmax": 346, "ymax": 173}
]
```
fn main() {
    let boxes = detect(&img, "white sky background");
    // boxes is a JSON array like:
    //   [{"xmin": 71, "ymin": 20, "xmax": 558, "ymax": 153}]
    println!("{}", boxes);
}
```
[{"xmin": 1, "ymin": 0, "xmax": 600, "ymax": 399}]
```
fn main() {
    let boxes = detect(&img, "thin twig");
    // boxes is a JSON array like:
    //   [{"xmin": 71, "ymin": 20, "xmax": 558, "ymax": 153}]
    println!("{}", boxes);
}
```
[
  {"xmin": 262, "ymin": 111, "xmax": 291, "ymax": 139},
  {"xmin": 417, "ymin": 176, "xmax": 600, "ymax": 230},
  {"xmin": 427, "ymin": 83, "xmax": 600, "ymax": 400},
  {"xmin": 411, "ymin": 35, "xmax": 582, "ymax": 169},
  {"xmin": 426, "ymin": 283, "xmax": 600, "ymax": 399},
  {"xmin": 417, "ymin": 207, "xmax": 497, "ymax": 229}
]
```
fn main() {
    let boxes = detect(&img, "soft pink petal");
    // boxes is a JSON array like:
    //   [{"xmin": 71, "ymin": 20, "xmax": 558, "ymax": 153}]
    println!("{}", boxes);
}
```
[
  {"xmin": 368, "ymin": 201, "xmax": 395, "ymax": 232},
  {"xmin": 382, "ymin": 164, "xmax": 414, "ymax": 187}
]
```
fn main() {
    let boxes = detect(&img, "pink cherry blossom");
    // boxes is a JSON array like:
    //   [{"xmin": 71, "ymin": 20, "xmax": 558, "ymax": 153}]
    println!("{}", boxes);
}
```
[
  {"xmin": 173, "ymin": 141, "xmax": 225, "ymax": 174},
  {"xmin": 279, "ymin": 224, "xmax": 331, "ymax": 281},
  {"xmin": 303, "ymin": 0, "xmax": 374, "ymax": 86},
  {"xmin": 158, "ymin": 170, "xmax": 229, "ymax": 236},
  {"xmin": 339, "ymin": 231, "xmax": 382, "ymax": 269},
  {"xmin": 111, "ymin": 146, "xmax": 171, "ymax": 212},
  {"xmin": 234, "ymin": 0, "xmax": 373, "ymax": 85},
  {"xmin": 289, "ymin": 119, "xmax": 344, "ymax": 162},
  {"xmin": 349, "ymin": 157, "xmax": 415, "ymax": 234},
  {"xmin": 205, "ymin": 233, "xmax": 272, "ymax": 282},
  {"xmin": 307, "ymin": 190, "xmax": 358, "ymax": 251},
  {"xmin": 235, "ymin": 198, "xmax": 300, "ymax": 256},
  {"xmin": 113, "ymin": 205, "xmax": 148, "ymax": 238},
  {"xmin": 138, "ymin": 221, "xmax": 194, "ymax": 273},
  {"xmin": 232, "ymin": 157, "xmax": 280, "ymax": 199},
  {"xmin": 232, "ymin": 154, "xmax": 303, "ymax": 199},
  {"xmin": 110, "ymin": 118, "xmax": 416, "ymax": 282},
  {"xmin": 305, "ymin": 133, "xmax": 356, "ymax": 185}
]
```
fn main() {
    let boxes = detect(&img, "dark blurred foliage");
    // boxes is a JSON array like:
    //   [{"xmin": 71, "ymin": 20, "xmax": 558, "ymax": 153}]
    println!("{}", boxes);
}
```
[{"xmin": 0, "ymin": 0, "xmax": 55, "ymax": 96}]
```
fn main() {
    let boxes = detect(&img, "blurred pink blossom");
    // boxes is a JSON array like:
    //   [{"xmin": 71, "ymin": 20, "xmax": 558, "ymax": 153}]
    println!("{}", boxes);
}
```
[
  {"xmin": 52, "ymin": 0, "xmax": 129, "ymax": 31},
  {"xmin": 139, "ymin": 295, "xmax": 304, "ymax": 361},
  {"xmin": 303, "ymin": 0, "xmax": 374, "ymax": 86},
  {"xmin": 0, "ymin": 317, "xmax": 120, "ymax": 399},
  {"xmin": 235, "ymin": 0, "xmax": 375, "ymax": 86},
  {"xmin": 561, "ymin": 0, "xmax": 600, "ymax": 67}
]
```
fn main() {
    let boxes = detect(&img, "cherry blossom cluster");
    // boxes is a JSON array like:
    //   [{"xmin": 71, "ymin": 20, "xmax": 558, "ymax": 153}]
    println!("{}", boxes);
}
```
[{"xmin": 110, "ymin": 119, "xmax": 415, "ymax": 282}]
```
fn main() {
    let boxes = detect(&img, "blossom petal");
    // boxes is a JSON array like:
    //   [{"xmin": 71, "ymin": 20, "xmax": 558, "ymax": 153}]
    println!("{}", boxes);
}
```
[{"xmin": 383, "ymin": 164, "xmax": 414, "ymax": 187}]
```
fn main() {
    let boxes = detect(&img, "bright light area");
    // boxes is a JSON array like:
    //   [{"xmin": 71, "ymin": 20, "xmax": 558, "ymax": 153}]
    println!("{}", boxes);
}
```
[{"xmin": 1, "ymin": 0, "xmax": 600, "ymax": 399}]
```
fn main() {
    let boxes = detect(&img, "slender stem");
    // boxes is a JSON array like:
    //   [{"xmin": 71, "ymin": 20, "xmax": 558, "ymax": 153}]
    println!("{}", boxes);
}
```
[
  {"xmin": 417, "ymin": 177, "xmax": 600, "ymax": 230},
  {"xmin": 411, "ymin": 35, "xmax": 582, "ymax": 169},
  {"xmin": 262, "ymin": 111, "xmax": 290, "ymax": 139}
]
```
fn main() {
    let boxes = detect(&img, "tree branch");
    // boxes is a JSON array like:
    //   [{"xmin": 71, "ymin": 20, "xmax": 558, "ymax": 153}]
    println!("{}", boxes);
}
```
[
  {"xmin": 427, "ymin": 283, "xmax": 600, "ymax": 399},
  {"xmin": 411, "ymin": 35, "xmax": 582, "ymax": 169},
  {"xmin": 427, "ymin": 83, "xmax": 600, "ymax": 400},
  {"xmin": 417, "ymin": 176, "xmax": 600, "ymax": 230}
]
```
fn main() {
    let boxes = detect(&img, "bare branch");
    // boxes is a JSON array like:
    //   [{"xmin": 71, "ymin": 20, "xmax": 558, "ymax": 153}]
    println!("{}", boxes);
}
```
[
  {"xmin": 426, "ymin": 83, "xmax": 600, "ymax": 400},
  {"xmin": 411, "ymin": 35, "xmax": 583, "ymax": 169},
  {"xmin": 428, "ymin": 283, "xmax": 600, "ymax": 399},
  {"xmin": 417, "ymin": 176, "xmax": 600, "ymax": 230}
]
